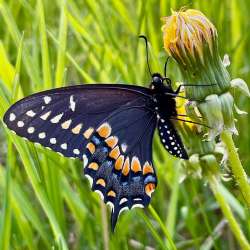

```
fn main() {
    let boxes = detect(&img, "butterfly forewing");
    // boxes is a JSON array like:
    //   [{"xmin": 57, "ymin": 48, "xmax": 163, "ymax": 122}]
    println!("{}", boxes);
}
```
[{"xmin": 3, "ymin": 84, "xmax": 152, "ymax": 159}]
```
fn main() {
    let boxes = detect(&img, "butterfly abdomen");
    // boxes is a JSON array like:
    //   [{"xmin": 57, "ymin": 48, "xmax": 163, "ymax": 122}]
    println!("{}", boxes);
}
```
[{"xmin": 152, "ymin": 91, "xmax": 188, "ymax": 160}]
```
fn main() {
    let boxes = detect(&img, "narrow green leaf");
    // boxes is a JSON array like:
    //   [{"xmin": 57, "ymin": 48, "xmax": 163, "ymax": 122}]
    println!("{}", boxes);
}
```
[
  {"xmin": 37, "ymin": 0, "xmax": 52, "ymax": 89},
  {"xmin": 55, "ymin": 0, "xmax": 68, "ymax": 87}
]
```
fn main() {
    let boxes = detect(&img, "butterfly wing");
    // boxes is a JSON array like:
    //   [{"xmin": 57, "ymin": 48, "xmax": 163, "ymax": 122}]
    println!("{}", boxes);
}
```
[
  {"xmin": 83, "ymin": 97, "xmax": 158, "ymax": 231},
  {"xmin": 4, "ymin": 83, "xmax": 158, "ymax": 230},
  {"xmin": 3, "ymin": 84, "xmax": 152, "ymax": 160},
  {"xmin": 158, "ymin": 118, "xmax": 188, "ymax": 159}
]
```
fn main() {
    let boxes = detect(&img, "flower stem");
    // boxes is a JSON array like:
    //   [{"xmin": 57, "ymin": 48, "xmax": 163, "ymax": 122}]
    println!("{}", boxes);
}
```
[
  {"xmin": 208, "ymin": 175, "xmax": 250, "ymax": 250},
  {"xmin": 221, "ymin": 130, "xmax": 250, "ymax": 208}
]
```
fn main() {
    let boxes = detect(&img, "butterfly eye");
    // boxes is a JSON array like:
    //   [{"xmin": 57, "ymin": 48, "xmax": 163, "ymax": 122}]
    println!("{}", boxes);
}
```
[{"xmin": 152, "ymin": 76, "xmax": 162, "ymax": 84}]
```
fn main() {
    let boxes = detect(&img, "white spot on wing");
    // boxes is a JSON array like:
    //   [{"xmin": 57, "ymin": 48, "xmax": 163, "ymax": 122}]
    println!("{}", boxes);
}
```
[
  {"xmin": 71, "ymin": 123, "xmax": 82, "ymax": 134},
  {"xmin": 85, "ymin": 174, "xmax": 93, "ymax": 187},
  {"xmin": 83, "ymin": 154, "xmax": 88, "ymax": 168},
  {"xmin": 27, "ymin": 127, "xmax": 35, "ymax": 134},
  {"xmin": 107, "ymin": 201, "xmax": 114, "ymax": 211},
  {"xmin": 26, "ymin": 110, "xmax": 36, "ymax": 117},
  {"xmin": 40, "ymin": 111, "xmax": 51, "ymax": 120},
  {"xmin": 9, "ymin": 113, "xmax": 16, "ymax": 121},
  {"xmin": 17, "ymin": 121, "xmax": 24, "ymax": 127},
  {"xmin": 73, "ymin": 149, "xmax": 80, "ymax": 155},
  {"xmin": 44, "ymin": 96, "xmax": 51, "ymax": 104},
  {"xmin": 121, "ymin": 143, "xmax": 127, "ymax": 153},
  {"xmin": 61, "ymin": 143, "xmax": 67, "ymax": 150},
  {"xmin": 51, "ymin": 113, "xmax": 63, "ymax": 123},
  {"xmin": 38, "ymin": 132, "xmax": 46, "ymax": 139},
  {"xmin": 119, "ymin": 198, "xmax": 128, "ymax": 205},
  {"xmin": 69, "ymin": 95, "xmax": 76, "ymax": 112},
  {"xmin": 61, "ymin": 119, "xmax": 71, "ymax": 129},
  {"xmin": 50, "ymin": 138, "xmax": 56, "ymax": 144},
  {"xmin": 95, "ymin": 190, "xmax": 104, "ymax": 200},
  {"xmin": 134, "ymin": 198, "xmax": 142, "ymax": 201},
  {"xmin": 132, "ymin": 204, "xmax": 144, "ymax": 209}
]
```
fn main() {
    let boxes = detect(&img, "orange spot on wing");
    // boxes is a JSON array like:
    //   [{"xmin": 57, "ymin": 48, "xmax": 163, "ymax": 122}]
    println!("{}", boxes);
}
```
[
  {"xmin": 143, "ymin": 162, "xmax": 154, "ymax": 175},
  {"xmin": 83, "ymin": 127, "xmax": 94, "ymax": 139},
  {"xmin": 97, "ymin": 123, "xmax": 111, "ymax": 138},
  {"xmin": 107, "ymin": 190, "xmax": 116, "ymax": 197},
  {"xmin": 105, "ymin": 136, "xmax": 118, "ymax": 148},
  {"xmin": 145, "ymin": 183, "xmax": 155, "ymax": 197},
  {"xmin": 109, "ymin": 146, "xmax": 120, "ymax": 159},
  {"xmin": 131, "ymin": 157, "xmax": 141, "ymax": 173},
  {"xmin": 88, "ymin": 162, "xmax": 99, "ymax": 170},
  {"xmin": 86, "ymin": 142, "xmax": 95, "ymax": 154},
  {"xmin": 96, "ymin": 178, "xmax": 106, "ymax": 187},
  {"xmin": 122, "ymin": 157, "xmax": 130, "ymax": 176},
  {"xmin": 115, "ymin": 155, "xmax": 124, "ymax": 171}
]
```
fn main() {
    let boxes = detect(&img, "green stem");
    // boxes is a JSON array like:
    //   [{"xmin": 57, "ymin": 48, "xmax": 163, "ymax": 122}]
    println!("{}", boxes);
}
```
[
  {"xmin": 148, "ymin": 205, "xmax": 177, "ymax": 250},
  {"xmin": 166, "ymin": 161, "xmax": 180, "ymax": 237},
  {"xmin": 208, "ymin": 175, "xmax": 250, "ymax": 250},
  {"xmin": 100, "ymin": 201, "xmax": 109, "ymax": 250},
  {"xmin": 221, "ymin": 130, "xmax": 250, "ymax": 208}
]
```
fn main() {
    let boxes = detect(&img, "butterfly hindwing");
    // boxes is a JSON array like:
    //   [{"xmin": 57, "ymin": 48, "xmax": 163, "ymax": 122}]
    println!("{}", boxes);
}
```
[
  {"xmin": 83, "ymin": 99, "xmax": 157, "ymax": 231},
  {"xmin": 158, "ymin": 118, "xmax": 188, "ymax": 159},
  {"xmin": 3, "ymin": 84, "xmax": 152, "ymax": 159}
]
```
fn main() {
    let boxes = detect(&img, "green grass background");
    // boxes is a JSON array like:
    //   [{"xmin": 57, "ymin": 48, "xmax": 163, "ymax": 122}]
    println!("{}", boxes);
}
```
[{"xmin": 0, "ymin": 0, "xmax": 249, "ymax": 249}]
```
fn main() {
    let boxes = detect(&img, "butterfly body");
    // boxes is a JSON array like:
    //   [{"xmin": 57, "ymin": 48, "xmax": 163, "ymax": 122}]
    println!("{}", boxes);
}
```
[
  {"xmin": 3, "ymin": 73, "xmax": 188, "ymax": 231},
  {"xmin": 151, "ymin": 74, "xmax": 177, "ymax": 118}
]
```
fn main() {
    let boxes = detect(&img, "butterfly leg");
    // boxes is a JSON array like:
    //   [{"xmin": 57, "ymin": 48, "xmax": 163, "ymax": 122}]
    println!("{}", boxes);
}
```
[
  {"xmin": 170, "ymin": 117, "xmax": 211, "ymax": 128},
  {"xmin": 174, "ymin": 84, "xmax": 217, "ymax": 95}
]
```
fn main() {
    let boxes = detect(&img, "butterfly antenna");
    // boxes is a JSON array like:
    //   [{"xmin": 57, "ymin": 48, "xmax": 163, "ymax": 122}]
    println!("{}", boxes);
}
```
[
  {"xmin": 164, "ymin": 57, "xmax": 170, "ymax": 77},
  {"xmin": 139, "ymin": 35, "xmax": 152, "ymax": 76}
]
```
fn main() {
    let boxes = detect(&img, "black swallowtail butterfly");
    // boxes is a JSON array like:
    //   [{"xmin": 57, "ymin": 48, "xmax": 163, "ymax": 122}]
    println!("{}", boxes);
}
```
[{"xmin": 3, "ymin": 37, "xmax": 189, "ymax": 231}]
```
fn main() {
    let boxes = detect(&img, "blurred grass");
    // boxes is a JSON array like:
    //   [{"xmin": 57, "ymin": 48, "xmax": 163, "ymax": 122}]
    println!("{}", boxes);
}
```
[{"xmin": 0, "ymin": 0, "xmax": 249, "ymax": 249}]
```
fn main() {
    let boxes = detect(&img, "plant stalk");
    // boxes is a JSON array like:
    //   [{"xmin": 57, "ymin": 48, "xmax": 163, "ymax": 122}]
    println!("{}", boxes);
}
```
[
  {"xmin": 208, "ymin": 175, "xmax": 250, "ymax": 250},
  {"xmin": 221, "ymin": 130, "xmax": 250, "ymax": 208},
  {"xmin": 100, "ymin": 201, "xmax": 109, "ymax": 250},
  {"xmin": 149, "ymin": 205, "xmax": 177, "ymax": 250}
]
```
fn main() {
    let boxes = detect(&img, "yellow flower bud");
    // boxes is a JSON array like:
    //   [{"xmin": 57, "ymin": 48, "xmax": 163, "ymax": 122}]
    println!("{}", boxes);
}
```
[
  {"xmin": 162, "ymin": 9, "xmax": 217, "ymax": 64},
  {"xmin": 162, "ymin": 9, "xmax": 230, "ymax": 101}
]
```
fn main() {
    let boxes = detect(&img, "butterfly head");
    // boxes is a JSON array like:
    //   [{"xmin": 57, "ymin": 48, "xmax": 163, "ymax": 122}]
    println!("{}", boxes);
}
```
[{"xmin": 151, "ymin": 73, "xmax": 172, "ymax": 91}]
